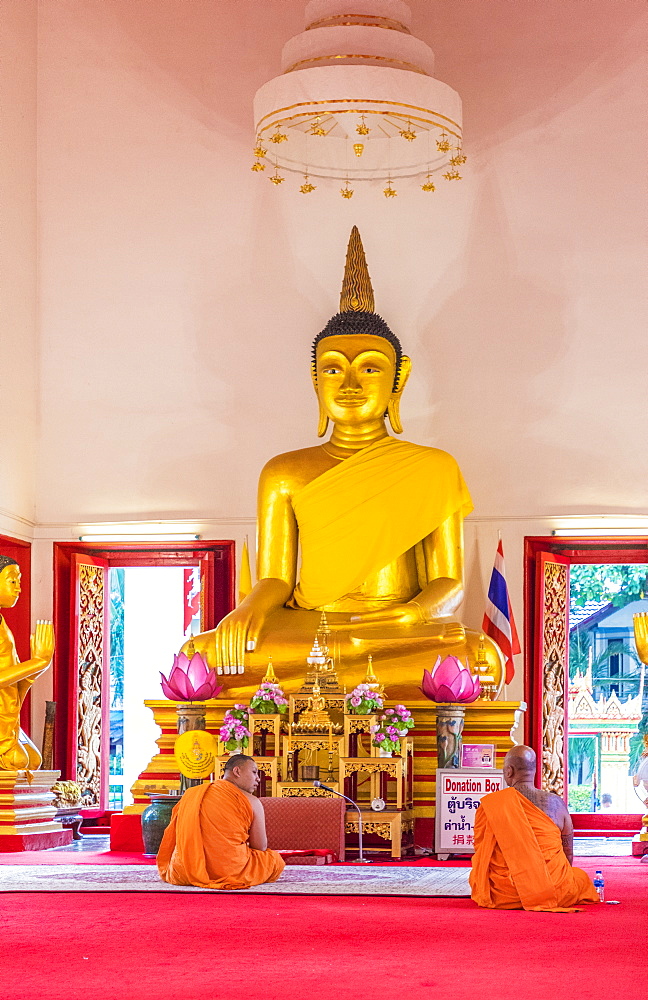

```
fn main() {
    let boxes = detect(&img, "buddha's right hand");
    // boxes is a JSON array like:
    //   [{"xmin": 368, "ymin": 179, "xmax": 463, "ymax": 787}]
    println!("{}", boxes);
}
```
[
  {"xmin": 29, "ymin": 620, "xmax": 55, "ymax": 668},
  {"xmin": 212, "ymin": 578, "xmax": 292, "ymax": 673}
]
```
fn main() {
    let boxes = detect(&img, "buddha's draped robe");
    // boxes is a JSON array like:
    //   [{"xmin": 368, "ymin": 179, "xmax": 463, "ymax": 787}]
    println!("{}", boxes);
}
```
[
  {"xmin": 157, "ymin": 780, "xmax": 285, "ymax": 890},
  {"xmin": 469, "ymin": 787, "xmax": 598, "ymax": 912},
  {"xmin": 291, "ymin": 438, "xmax": 473, "ymax": 610}
]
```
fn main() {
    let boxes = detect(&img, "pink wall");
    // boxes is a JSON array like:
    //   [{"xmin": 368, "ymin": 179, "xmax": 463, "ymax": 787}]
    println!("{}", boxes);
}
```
[
  {"xmin": 0, "ymin": 1, "xmax": 38, "ymax": 532},
  {"xmin": 34, "ymin": 0, "xmax": 648, "ymax": 526}
]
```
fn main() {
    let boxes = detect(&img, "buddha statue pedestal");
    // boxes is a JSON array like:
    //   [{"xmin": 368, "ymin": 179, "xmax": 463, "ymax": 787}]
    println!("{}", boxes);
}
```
[{"xmin": 0, "ymin": 770, "xmax": 72, "ymax": 851}]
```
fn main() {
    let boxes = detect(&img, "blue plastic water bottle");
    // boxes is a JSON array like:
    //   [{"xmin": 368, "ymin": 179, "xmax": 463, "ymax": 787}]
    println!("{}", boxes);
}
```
[{"xmin": 593, "ymin": 869, "xmax": 605, "ymax": 902}]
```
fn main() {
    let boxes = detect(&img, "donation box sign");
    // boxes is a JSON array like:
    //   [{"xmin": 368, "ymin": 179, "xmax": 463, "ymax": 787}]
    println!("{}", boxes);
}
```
[{"xmin": 435, "ymin": 768, "xmax": 504, "ymax": 854}]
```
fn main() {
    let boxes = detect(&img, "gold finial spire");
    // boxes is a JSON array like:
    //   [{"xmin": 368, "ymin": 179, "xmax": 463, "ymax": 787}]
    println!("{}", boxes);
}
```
[
  {"xmin": 340, "ymin": 226, "xmax": 375, "ymax": 312},
  {"xmin": 365, "ymin": 654, "xmax": 378, "ymax": 685},
  {"xmin": 262, "ymin": 656, "xmax": 278, "ymax": 683}
]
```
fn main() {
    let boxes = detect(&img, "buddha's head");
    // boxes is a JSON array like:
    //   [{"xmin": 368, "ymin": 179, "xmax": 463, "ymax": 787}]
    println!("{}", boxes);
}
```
[
  {"xmin": 0, "ymin": 558, "xmax": 21, "ymax": 610},
  {"xmin": 311, "ymin": 229, "xmax": 411, "ymax": 435}
]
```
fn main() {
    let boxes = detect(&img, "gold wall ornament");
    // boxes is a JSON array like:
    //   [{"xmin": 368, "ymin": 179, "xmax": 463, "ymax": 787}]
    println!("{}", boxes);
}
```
[
  {"xmin": 383, "ymin": 181, "xmax": 398, "ymax": 197},
  {"xmin": 400, "ymin": 124, "xmax": 417, "ymax": 141},
  {"xmin": 270, "ymin": 128, "xmax": 288, "ymax": 143},
  {"xmin": 353, "ymin": 143, "xmax": 364, "ymax": 156},
  {"xmin": 251, "ymin": 160, "xmax": 266, "ymax": 172},
  {"xmin": 436, "ymin": 132, "xmax": 451, "ymax": 152},
  {"xmin": 253, "ymin": 143, "xmax": 267, "ymax": 158},
  {"xmin": 356, "ymin": 117, "xmax": 371, "ymax": 135},
  {"xmin": 340, "ymin": 183, "xmax": 354, "ymax": 198},
  {"xmin": 443, "ymin": 169, "xmax": 461, "ymax": 181},
  {"xmin": 450, "ymin": 150, "xmax": 467, "ymax": 166},
  {"xmin": 300, "ymin": 174, "xmax": 317, "ymax": 193},
  {"xmin": 174, "ymin": 729, "xmax": 217, "ymax": 780},
  {"xmin": 421, "ymin": 176, "xmax": 436, "ymax": 192},
  {"xmin": 339, "ymin": 226, "xmax": 375, "ymax": 312}
]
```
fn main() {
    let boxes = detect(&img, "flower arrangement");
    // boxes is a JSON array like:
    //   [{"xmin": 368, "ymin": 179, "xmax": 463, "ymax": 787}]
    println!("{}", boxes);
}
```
[
  {"xmin": 371, "ymin": 704, "xmax": 414, "ymax": 753},
  {"xmin": 219, "ymin": 705, "xmax": 252, "ymax": 751},
  {"xmin": 345, "ymin": 682, "xmax": 384, "ymax": 715},
  {"xmin": 249, "ymin": 680, "xmax": 289, "ymax": 715},
  {"xmin": 160, "ymin": 651, "xmax": 222, "ymax": 702},
  {"xmin": 421, "ymin": 655, "xmax": 480, "ymax": 704}
]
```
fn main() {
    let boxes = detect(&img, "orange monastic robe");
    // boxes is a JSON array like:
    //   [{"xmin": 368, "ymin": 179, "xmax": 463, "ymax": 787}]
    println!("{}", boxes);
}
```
[
  {"xmin": 157, "ymin": 780, "xmax": 285, "ymax": 890},
  {"xmin": 469, "ymin": 787, "xmax": 598, "ymax": 912}
]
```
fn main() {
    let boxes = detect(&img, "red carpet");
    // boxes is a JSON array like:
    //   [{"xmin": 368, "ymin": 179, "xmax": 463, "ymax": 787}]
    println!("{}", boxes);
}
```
[
  {"xmin": 0, "ymin": 859, "xmax": 643, "ymax": 1000},
  {"xmin": 0, "ymin": 851, "xmax": 157, "ymax": 865}
]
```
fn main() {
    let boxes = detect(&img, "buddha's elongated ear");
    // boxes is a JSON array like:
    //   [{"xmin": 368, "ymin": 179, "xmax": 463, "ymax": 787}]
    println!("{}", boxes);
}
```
[
  {"xmin": 312, "ymin": 373, "xmax": 330, "ymax": 437},
  {"xmin": 387, "ymin": 355, "xmax": 412, "ymax": 434}
]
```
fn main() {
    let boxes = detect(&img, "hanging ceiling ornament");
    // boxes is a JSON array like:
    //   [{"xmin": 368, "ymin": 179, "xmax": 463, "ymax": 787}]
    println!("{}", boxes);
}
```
[{"xmin": 252, "ymin": 0, "xmax": 465, "ymax": 196}]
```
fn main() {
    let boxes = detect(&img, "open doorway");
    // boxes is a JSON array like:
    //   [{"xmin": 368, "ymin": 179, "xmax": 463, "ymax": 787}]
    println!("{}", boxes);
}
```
[
  {"xmin": 53, "ymin": 542, "xmax": 234, "ymax": 812},
  {"xmin": 568, "ymin": 563, "xmax": 647, "ymax": 814},
  {"xmin": 525, "ymin": 538, "xmax": 648, "ymax": 825}
]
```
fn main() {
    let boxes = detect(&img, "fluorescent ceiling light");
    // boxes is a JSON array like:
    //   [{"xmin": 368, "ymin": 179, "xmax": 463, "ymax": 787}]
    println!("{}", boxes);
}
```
[
  {"xmin": 552, "ymin": 528, "xmax": 648, "ymax": 538},
  {"xmin": 79, "ymin": 533, "xmax": 201, "ymax": 542}
]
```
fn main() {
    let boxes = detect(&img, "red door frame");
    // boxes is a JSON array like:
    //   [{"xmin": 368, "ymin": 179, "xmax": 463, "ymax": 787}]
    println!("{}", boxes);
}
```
[
  {"xmin": 0, "ymin": 534, "xmax": 33, "ymax": 733},
  {"xmin": 524, "ymin": 536, "xmax": 648, "ymax": 822},
  {"xmin": 53, "ymin": 540, "xmax": 235, "ymax": 780}
]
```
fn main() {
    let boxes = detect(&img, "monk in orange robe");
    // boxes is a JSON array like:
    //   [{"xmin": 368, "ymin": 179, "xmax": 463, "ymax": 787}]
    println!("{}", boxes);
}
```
[
  {"xmin": 470, "ymin": 745, "xmax": 598, "ymax": 912},
  {"xmin": 157, "ymin": 754, "xmax": 285, "ymax": 890}
]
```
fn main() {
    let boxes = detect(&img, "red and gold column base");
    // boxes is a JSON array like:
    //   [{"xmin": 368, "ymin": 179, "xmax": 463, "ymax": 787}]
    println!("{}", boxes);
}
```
[{"xmin": 0, "ymin": 769, "xmax": 73, "ymax": 852}]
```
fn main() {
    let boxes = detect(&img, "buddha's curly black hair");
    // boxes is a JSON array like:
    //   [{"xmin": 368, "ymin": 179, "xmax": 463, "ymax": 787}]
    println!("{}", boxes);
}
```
[
  {"xmin": 311, "ymin": 311, "xmax": 403, "ymax": 388},
  {"xmin": 0, "ymin": 556, "xmax": 18, "ymax": 573}
]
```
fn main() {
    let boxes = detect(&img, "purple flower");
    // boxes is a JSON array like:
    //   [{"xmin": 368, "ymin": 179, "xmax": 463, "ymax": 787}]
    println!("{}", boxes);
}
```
[
  {"xmin": 350, "ymin": 695, "xmax": 361, "ymax": 707},
  {"xmin": 421, "ymin": 656, "xmax": 480, "ymax": 704},
  {"xmin": 160, "ymin": 652, "xmax": 222, "ymax": 702},
  {"xmin": 374, "ymin": 732, "xmax": 385, "ymax": 743},
  {"xmin": 385, "ymin": 708, "xmax": 394, "ymax": 715}
]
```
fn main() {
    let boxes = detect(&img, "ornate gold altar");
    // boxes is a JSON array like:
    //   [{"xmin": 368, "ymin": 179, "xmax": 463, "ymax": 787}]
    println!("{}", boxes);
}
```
[{"xmin": 127, "ymin": 695, "xmax": 521, "ymax": 850}]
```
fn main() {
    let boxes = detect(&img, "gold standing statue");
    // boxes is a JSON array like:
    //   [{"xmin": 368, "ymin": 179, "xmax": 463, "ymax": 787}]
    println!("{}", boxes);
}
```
[
  {"xmin": 0, "ymin": 557, "xmax": 55, "ymax": 770},
  {"xmin": 186, "ymin": 228, "xmax": 503, "ymax": 699}
]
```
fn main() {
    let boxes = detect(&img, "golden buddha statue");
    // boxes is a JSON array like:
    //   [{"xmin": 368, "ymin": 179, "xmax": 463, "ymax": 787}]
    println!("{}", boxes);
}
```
[
  {"xmin": 0, "ymin": 557, "xmax": 55, "ymax": 770},
  {"xmin": 186, "ymin": 228, "xmax": 504, "ymax": 700}
]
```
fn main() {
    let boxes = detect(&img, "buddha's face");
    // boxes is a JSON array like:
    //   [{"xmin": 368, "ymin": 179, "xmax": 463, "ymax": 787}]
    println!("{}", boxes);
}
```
[
  {"xmin": 0, "ymin": 565, "xmax": 21, "ymax": 609},
  {"xmin": 315, "ymin": 334, "xmax": 398, "ymax": 425}
]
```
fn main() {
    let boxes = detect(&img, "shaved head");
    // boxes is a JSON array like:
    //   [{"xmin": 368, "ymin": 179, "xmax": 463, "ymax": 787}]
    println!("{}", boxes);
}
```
[
  {"xmin": 223, "ymin": 753, "xmax": 254, "ymax": 772},
  {"xmin": 503, "ymin": 745, "xmax": 537, "ymax": 779}
]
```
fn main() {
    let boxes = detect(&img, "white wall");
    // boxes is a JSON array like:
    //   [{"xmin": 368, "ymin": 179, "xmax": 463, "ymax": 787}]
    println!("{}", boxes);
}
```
[{"xmin": 0, "ymin": 0, "xmax": 38, "ymax": 537}]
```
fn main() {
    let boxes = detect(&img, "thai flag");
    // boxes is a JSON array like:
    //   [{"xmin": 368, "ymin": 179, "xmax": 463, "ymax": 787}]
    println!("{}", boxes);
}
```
[{"xmin": 482, "ymin": 539, "xmax": 521, "ymax": 684}]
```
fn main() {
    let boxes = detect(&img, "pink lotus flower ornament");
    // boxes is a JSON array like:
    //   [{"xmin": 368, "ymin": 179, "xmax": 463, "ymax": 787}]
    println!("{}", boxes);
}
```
[
  {"xmin": 160, "ymin": 651, "xmax": 222, "ymax": 702},
  {"xmin": 421, "ymin": 655, "xmax": 480, "ymax": 704}
]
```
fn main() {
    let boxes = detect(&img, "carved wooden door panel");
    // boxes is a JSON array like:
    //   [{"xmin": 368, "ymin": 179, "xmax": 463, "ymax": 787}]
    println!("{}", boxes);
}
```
[
  {"xmin": 534, "ymin": 551, "xmax": 570, "ymax": 799},
  {"xmin": 71, "ymin": 554, "xmax": 109, "ymax": 810}
]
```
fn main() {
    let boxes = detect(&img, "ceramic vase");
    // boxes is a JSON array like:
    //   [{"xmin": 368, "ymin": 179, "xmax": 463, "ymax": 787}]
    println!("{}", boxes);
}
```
[
  {"xmin": 435, "ymin": 704, "xmax": 466, "ymax": 768},
  {"xmin": 141, "ymin": 793, "xmax": 181, "ymax": 857}
]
